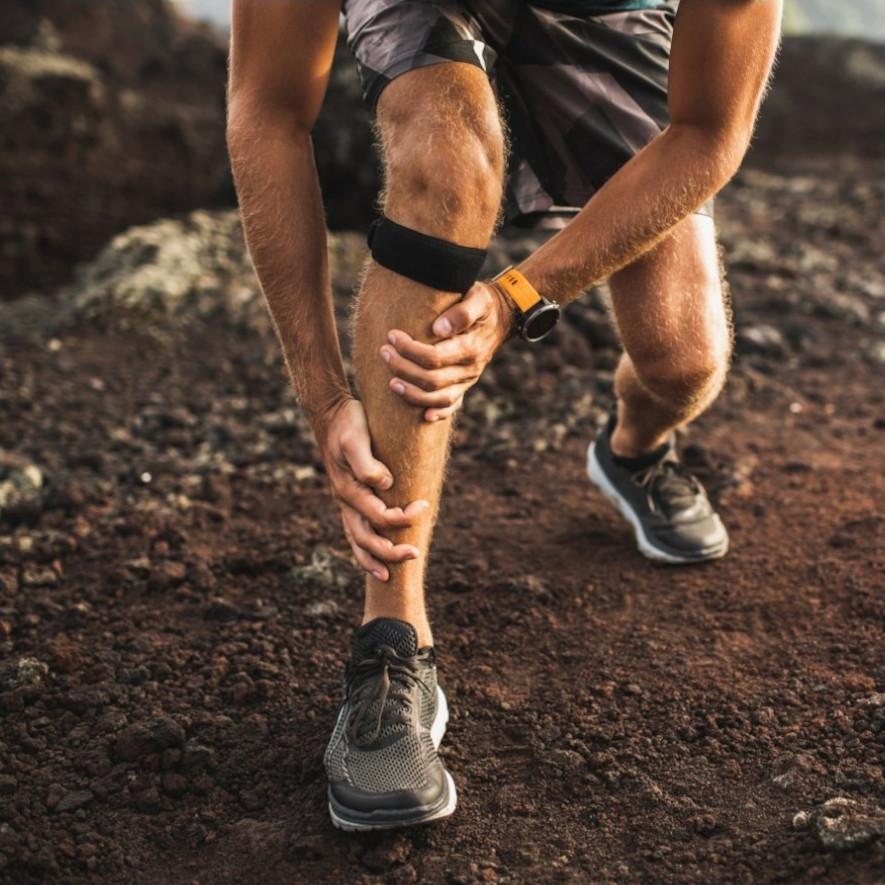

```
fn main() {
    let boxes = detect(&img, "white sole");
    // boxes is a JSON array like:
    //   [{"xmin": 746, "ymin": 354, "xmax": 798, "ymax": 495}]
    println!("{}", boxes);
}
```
[
  {"xmin": 587, "ymin": 442, "xmax": 728, "ymax": 565},
  {"xmin": 329, "ymin": 685, "xmax": 457, "ymax": 832}
]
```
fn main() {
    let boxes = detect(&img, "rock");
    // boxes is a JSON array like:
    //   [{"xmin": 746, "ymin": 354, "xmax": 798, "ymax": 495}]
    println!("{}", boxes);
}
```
[
  {"xmin": 45, "ymin": 638, "xmax": 83, "ymax": 674},
  {"xmin": 135, "ymin": 786, "xmax": 162, "ymax": 814},
  {"xmin": 147, "ymin": 560, "xmax": 188, "ymax": 592},
  {"xmin": 115, "ymin": 717, "xmax": 185, "ymax": 762},
  {"xmin": 239, "ymin": 788, "xmax": 266, "ymax": 812},
  {"xmin": 810, "ymin": 291, "xmax": 870, "ymax": 325},
  {"xmin": 0, "ymin": 0, "xmax": 232, "ymax": 298},
  {"xmin": 161, "ymin": 773, "xmax": 188, "ymax": 798},
  {"xmin": 182, "ymin": 741, "xmax": 213, "ymax": 774},
  {"xmin": 692, "ymin": 814, "xmax": 719, "ymax": 837},
  {"xmin": 771, "ymin": 752, "xmax": 824, "ymax": 789},
  {"xmin": 204, "ymin": 597, "xmax": 240, "ymax": 621},
  {"xmin": 304, "ymin": 600, "xmax": 340, "ymax": 618},
  {"xmin": 792, "ymin": 810, "xmax": 811, "ymax": 830},
  {"xmin": 187, "ymin": 560, "xmax": 216, "ymax": 592},
  {"xmin": 361, "ymin": 840, "xmax": 410, "ymax": 872},
  {"xmin": 0, "ymin": 451, "xmax": 44, "ymax": 514},
  {"xmin": 54, "ymin": 789, "xmax": 94, "ymax": 813},
  {"xmin": 388, "ymin": 863, "xmax": 419, "ymax": 885},
  {"xmin": 546, "ymin": 749, "xmax": 586, "ymax": 771},
  {"xmin": 21, "ymin": 566, "xmax": 59, "ymax": 587},
  {"xmin": 491, "ymin": 575, "xmax": 552, "ymax": 603},
  {"xmin": 46, "ymin": 782, "xmax": 67, "ymax": 809},
  {"xmin": 244, "ymin": 599, "xmax": 278, "ymax": 621},
  {"xmin": 736, "ymin": 324, "xmax": 788, "ymax": 357},
  {"xmin": 291, "ymin": 548, "xmax": 357, "ymax": 591},
  {"xmin": 810, "ymin": 797, "xmax": 885, "ymax": 850},
  {"xmin": 0, "ymin": 657, "xmax": 49, "ymax": 691}
]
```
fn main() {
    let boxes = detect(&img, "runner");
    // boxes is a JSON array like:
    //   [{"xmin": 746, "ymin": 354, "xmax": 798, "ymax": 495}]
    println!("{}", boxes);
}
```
[{"xmin": 227, "ymin": 0, "xmax": 781, "ymax": 830}]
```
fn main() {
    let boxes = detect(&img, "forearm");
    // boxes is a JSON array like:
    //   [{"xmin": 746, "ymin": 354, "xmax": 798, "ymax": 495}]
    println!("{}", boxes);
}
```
[
  {"xmin": 229, "ymin": 119, "xmax": 350, "ymax": 436},
  {"xmin": 520, "ymin": 0, "xmax": 781, "ymax": 308},
  {"xmin": 519, "ymin": 122, "xmax": 743, "ymax": 306}
]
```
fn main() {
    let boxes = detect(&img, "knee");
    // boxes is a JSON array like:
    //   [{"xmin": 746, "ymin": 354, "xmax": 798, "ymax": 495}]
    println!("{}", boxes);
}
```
[
  {"xmin": 379, "ymin": 77, "xmax": 505, "ymax": 234},
  {"xmin": 633, "ymin": 338, "xmax": 730, "ymax": 408}
]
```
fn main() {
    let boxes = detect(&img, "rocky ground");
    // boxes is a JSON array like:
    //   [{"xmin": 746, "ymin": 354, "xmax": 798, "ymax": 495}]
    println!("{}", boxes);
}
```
[{"xmin": 1, "ymin": 32, "xmax": 884, "ymax": 885}]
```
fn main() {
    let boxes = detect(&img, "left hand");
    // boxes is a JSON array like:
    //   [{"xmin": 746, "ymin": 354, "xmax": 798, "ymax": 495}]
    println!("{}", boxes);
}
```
[{"xmin": 380, "ymin": 281, "xmax": 514, "ymax": 422}]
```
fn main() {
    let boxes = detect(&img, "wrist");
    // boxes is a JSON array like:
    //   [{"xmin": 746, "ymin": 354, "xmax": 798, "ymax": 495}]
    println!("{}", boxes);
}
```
[
  {"xmin": 304, "ymin": 389, "xmax": 353, "ymax": 447},
  {"xmin": 490, "ymin": 266, "xmax": 561, "ymax": 343},
  {"xmin": 488, "ymin": 281, "xmax": 518, "ymax": 343}
]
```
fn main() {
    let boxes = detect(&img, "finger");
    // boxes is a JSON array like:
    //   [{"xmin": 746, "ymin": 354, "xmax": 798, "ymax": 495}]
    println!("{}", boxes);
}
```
[
  {"xmin": 424, "ymin": 394, "xmax": 465, "ymax": 423},
  {"xmin": 341, "ymin": 516, "xmax": 390, "ymax": 581},
  {"xmin": 339, "ymin": 433, "xmax": 394, "ymax": 491},
  {"xmin": 432, "ymin": 285, "xmax": 489, "ymax": 337},
  {"xmin": 382, "ymin": 346, "xmax": 475, "ymax": 392},
  {"xmin": 385, "ymin": 331, "xmax": 472, "ymax": 369},
  {"xmin": 334, "ymin": 474, "xmax": 430, "ymax": 530},
  {"xmin": 343, "ymin": 505, "xmax": 420, "ymax": 563},
  {"xmin": 389, "ymin": 377, "xmax": 469, "ymax": 408}
]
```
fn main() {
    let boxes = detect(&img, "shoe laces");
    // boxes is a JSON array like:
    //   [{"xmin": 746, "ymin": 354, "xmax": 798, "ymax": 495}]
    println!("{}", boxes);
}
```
[
  {"xmin": 346, "ymin": 646, "xmax": 430, "ymax": 747},
  {"xmin": 633, "ymin": 458, "xmax": 702, "ymax": 515}
]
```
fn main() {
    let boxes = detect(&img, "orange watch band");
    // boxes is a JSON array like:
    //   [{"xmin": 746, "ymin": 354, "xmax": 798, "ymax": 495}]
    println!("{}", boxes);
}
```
[{"xmin": 493, "ymin": 267, "xmax": 542, "ymax": 313}]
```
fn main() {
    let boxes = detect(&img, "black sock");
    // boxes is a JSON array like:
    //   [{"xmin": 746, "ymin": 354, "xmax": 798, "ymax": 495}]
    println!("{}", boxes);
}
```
[{"xmin": 609, "ymin": 439, "xmax": 671, "ymax": 471}]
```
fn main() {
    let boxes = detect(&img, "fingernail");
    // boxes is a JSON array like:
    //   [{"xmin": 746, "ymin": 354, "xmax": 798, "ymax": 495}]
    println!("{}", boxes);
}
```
[
  {"xmin": 436, "ymin": 318, "xmax": 453, "ymax": 336},
  {"xmin": 417, "ymin": 500, "xmax": 430, "ymax": 511},
  {"xmin": 393, "ymin": 382, "xmax": 405, "ymax": 395},
  {"xmin": 371, "ymin": 570, "xmax": 383, "ymax": 580},
  {"xmin": 381, "ymin": 349, "xmax": 390, "ymax": 363},
  {"xmin": 387, "ymin": 332, "xmax": 397, "ymax": 345}
]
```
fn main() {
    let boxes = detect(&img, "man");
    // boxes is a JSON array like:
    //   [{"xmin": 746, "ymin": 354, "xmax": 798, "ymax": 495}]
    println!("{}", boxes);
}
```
[{"xmin": 227, "ymin": 0, "xmax": 781, "ymax": 830}]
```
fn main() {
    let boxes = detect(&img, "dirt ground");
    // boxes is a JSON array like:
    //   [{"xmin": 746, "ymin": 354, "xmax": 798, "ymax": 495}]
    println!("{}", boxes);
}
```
[{"xmin": 1, "ymin": 39, "xmax": 884, "ymax": 885}]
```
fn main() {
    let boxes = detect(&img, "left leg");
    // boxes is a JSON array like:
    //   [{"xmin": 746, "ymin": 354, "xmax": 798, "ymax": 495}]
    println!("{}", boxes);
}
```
[
  {"xmin": 609, "ymin": 213, "xmax": 731, "ymax": 457},
  {"xmin": 587, "ymin": 213, "xmax": 732, "ymax": 564}
]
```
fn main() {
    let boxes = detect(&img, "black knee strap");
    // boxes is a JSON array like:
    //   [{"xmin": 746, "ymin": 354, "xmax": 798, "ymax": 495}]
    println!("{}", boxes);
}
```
[{"xmin": 367, "ymin": 215, "xmax": 487, "ymax": 294}]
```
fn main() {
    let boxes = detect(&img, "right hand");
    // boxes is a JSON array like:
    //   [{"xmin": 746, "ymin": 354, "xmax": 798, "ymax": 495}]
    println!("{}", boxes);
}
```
[{"xmin": 316, "ymin": 397, "xmax": 429, "ymax": 581}]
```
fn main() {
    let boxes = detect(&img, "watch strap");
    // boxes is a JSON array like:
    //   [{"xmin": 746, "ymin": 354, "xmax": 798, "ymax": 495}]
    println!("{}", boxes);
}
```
[{"xmin": 492, "ymin": 266, "xmax": 542, "ymax": 313}]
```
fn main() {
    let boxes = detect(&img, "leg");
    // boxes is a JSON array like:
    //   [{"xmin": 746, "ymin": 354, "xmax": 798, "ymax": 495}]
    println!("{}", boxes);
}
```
[
  {"xmin": 609, "ymin": 214, "xmax": 732, "ymax": 457},
  {"xmin": 586, "ymin": 213, "xmax": 731, "ymax": 563},
  {"xmin": 351, "ymin": 63, "xmax": 505, "ymax": 644}
]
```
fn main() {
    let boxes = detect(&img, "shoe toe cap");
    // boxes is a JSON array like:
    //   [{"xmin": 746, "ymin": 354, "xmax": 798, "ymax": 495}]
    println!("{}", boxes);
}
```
[
  {"xmin": 330, "ymin": 764, "xmax": 448, "ymax": 815},
  {"xmin": 652, "ymin": 514, "xmax": 729, "ymax": 558}
]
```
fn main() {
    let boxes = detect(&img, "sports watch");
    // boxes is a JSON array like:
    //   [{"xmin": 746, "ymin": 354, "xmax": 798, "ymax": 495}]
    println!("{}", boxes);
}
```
[{"xmin": 491, "ymin": 266, "xmax": 561, "ymax": 343}]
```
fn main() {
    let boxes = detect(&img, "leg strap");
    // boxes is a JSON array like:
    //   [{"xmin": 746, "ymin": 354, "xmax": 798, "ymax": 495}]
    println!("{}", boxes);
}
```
[{"xmin": 368, "ymin": 214, "xmax": 487, "ymax": 294}]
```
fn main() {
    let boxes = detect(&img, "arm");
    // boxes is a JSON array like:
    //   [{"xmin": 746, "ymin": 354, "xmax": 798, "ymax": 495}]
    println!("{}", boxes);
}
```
[
  {"xmin": 382, "ymin": 0, "xmax": 782, "ymax": 417},
  {"xmin": 518, "ymin": 0, "xmax": 783, "ymax": 300},
  {"xmin": 228, "ymin": 1, "xmax": 427, "ymax": 577}
]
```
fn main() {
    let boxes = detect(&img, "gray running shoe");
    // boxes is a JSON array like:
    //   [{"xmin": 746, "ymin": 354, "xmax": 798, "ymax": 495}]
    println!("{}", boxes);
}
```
[
  {"xmin": 587, "ymin": 414, "xmax": 729, "ymax": 564},
  {"xmin": 324, "ymin": 618, "xmax": 456, "ymax": 831}
]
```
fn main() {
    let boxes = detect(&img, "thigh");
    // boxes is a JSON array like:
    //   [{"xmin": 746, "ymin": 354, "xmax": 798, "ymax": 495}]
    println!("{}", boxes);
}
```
[
  {"xmin": 343, "ymin": 0, "xmax": 496, "ymax": 108},
  {"xmin": 608, "ymin": 214, "xmax": 730, "ymax": 364}
]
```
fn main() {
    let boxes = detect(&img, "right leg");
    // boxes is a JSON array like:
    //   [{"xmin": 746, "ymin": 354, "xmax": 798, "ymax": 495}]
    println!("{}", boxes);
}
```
[
  {"xmin": 324, "ymin": 61, "xmax": 504, "ymax": 833},
  {"xmin": 352, "ymin": 63, "xmax": 505, "ymax": 645}
]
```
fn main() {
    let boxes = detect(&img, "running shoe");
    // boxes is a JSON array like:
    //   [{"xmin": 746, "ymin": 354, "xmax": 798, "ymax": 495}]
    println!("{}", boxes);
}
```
[
  {"xmin": 587, "ymin": 413, "xmax": 729, "ymax": 563},
  {"xmin": 324, "ymin": 618, "xmax": 456, "ymax": 831}
]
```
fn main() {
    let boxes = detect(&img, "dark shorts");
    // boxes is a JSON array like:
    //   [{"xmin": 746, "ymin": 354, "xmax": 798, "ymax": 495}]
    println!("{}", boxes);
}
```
[{"xmin": 342, "ymin": 0, "xmax": 712, "ymax": 226}]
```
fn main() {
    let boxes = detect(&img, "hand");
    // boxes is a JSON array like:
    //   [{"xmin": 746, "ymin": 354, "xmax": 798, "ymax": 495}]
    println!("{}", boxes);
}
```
[
  {"xmin": 316, "ymin": 398, "xmax": 429, "ymax": 580},
  {"xmin": 380, "ymin": 281, "xmax": 513, "ymax": 422}
]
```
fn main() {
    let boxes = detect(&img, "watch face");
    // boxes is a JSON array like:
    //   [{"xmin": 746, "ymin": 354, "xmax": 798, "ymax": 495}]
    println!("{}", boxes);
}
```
[{"xmin": 523, "ymin": 303, "xmax": 561, "ymax": 342}]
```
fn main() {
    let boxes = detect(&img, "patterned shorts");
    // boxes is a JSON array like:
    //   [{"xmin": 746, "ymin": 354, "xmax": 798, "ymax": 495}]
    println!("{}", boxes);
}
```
[{"xmin": 342, "ymin": 0, "xmax": 711, "ymax": 226}]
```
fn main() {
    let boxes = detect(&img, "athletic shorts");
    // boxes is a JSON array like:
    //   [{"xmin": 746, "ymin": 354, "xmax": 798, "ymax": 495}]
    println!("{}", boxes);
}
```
[{"xmin": 342, "ymin": 0, "xmax": 712, "ymax": 227}]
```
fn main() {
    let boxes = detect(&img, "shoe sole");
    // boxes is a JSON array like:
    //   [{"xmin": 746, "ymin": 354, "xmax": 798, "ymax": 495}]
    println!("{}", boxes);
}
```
[
  {"xmin": 328, "ymin": 685, "xmax": 457, "ymax": 832},
  {"xmin": 587, "ymin": 442, "xmax": 728, "ymax": 565}
]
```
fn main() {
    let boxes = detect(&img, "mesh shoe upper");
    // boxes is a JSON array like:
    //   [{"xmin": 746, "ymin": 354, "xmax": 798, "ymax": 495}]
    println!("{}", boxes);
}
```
[{"xmin": 324, "ymin": 618, "xmax": 448, "ymax": 810}]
